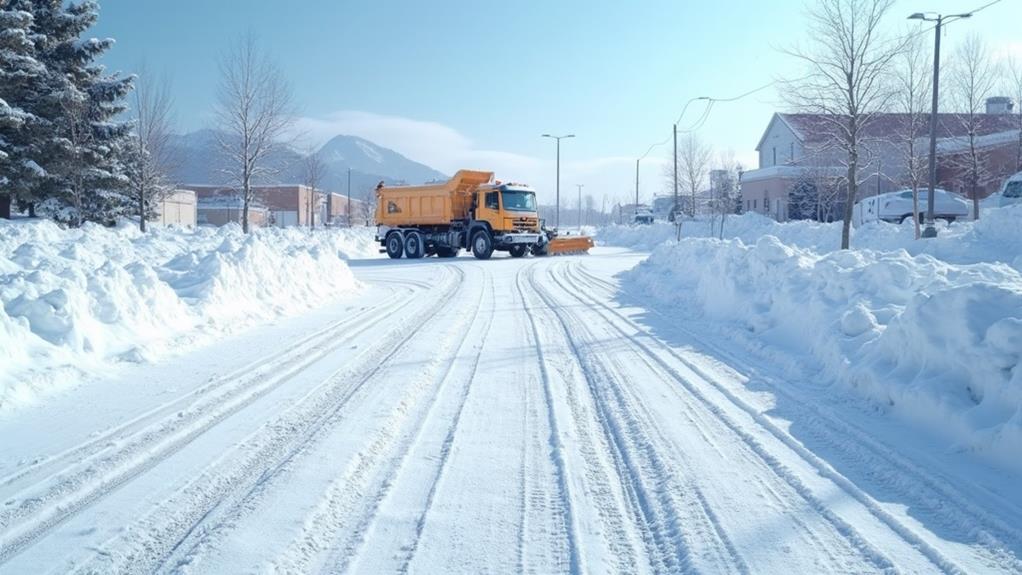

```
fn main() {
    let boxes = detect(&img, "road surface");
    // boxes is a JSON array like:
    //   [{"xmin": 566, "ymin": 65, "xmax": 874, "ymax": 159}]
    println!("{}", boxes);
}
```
[{"xmin": 0, "ymin": 248, "xmax": 1019, "ymax": 574}]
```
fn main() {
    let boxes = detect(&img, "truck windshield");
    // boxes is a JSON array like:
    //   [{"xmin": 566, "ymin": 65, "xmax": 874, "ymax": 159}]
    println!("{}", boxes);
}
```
[{"xmin": 502, "ymin": 190, "xmax": 537, "ymax": 211}]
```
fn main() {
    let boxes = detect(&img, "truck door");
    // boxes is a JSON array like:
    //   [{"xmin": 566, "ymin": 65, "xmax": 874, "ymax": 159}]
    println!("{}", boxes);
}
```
[{"xmin": 476, "ymin": 190, "xmax": 501, "ymax": 227}]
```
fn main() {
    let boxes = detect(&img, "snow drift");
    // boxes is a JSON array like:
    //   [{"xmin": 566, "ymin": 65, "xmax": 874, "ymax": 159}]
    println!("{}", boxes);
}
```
[
  {"xmin": 623, "ymin": 236, "xmax": 1022, "ymax": 469},
  {"xmin": 0, "ymin": 220, "xmax": 376, "ymax": 410},
  {"xmin": 600, "ymin": 205, "xmax": 1022, "ymax": 267}
]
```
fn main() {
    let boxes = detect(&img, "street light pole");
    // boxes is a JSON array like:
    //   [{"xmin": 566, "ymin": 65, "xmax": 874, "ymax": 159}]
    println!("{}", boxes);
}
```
[
  {"xmin": 576, "ymin": 184, "xmax": 584, "ymax": 231},
  {"xmin": 910, "ymin": 11, "xmax": 972, "ymax": 238},
  {"xmin": 542, "ymin": 133, "xmax": 575, "ymax": 229},
  {"xmin": 346, "ymin": 167, "xmax": 352, "ymax": 227}
]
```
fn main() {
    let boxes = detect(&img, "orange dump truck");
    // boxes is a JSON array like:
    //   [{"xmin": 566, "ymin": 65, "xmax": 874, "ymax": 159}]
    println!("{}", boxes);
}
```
[{"xmin": 375, "ymin": 170, "xmax": 547, "ymax": 260}]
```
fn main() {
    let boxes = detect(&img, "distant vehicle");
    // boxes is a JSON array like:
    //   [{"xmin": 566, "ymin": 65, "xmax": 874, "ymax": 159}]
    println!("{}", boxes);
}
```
[
  {"xmin": 852, "ymin": 188, "xmax": 969, "ymax": 226},
  {"xmin": 632, "ymin": 206, "xmax": 654, "ymax": 225},
  {"xmin": 998, "ymin": 172, "xmax": 1022, "ymax": 207}
]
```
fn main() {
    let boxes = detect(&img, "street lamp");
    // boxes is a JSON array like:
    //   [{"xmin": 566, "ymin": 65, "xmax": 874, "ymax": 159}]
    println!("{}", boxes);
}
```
[
  {"xmin": 541, "ymin": 133, "xmax": 575, "ymax": 229},
  {"xmin": 576, "ymin": 184, "xmax": 584, "ymax": 231},
  {"xmin": 909, "ymin": 10, "xmax": 972, "ymax": 238}
]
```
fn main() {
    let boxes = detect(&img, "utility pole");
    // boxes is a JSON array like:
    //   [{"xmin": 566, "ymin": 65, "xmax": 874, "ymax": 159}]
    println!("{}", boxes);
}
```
[
  {"xmin": 346, "ymin": 167, "xmax": 352, "ymax": 227},
  {"xmin": 542, "ymin": 134, "xmax": 575, "ymax": 229},
  {"xmin": 910, "ymin": 10, "xmax": 973, "ymax": 238},
  {"xmin": 634, "ymin": 159, "xmax": 640, "ymax": 222},
  {"xmin": 576, "ymin": 184, "xmax": 584, "ymax": 231},
  {"xmin": 673, "ymin": 123, "xmax": 679, "ymax": 217}
]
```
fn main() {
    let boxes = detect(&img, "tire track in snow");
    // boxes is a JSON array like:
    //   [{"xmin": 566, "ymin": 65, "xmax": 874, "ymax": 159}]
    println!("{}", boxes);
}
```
[
  {"xmin": 572, "ymin": 261, "xmax": 1022, "ymax": 572},
  {"xmin": 14, "ymin": 266, "xmax": 466, "ymax": 574},
  {"xmin": 0, "ymin": 280, "xmax": 415, "ymax": 497},
  {"xmin": 262, "ymin": 264, "xmax": 491, "ymax": 575},
  {"xmin": 514, "ymin": 263, "xmax": 585, "ymax": 575},
  {"xmin": 554, "ymin": 261, "xmax": 973, "ymax": 574},
  {"xmin": 341, "ymin": 271, "xmax": 498, "ymax": 574},
  {"xmin": 0, "ymin": 276, "xmax": 433, "ymax": 567},
  {"xmin": 544, "ymin": 263, "xmax": 888, "ymax": 573},
  {"xmin": 528, "ymin": 264, "xmax": 744, "ymax": 574}
]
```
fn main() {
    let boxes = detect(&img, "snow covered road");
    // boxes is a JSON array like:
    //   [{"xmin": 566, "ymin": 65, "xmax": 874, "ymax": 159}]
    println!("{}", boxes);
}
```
[{"xmin": 1, "ymin": 248, "xmax": 1020, "ymax": 574}]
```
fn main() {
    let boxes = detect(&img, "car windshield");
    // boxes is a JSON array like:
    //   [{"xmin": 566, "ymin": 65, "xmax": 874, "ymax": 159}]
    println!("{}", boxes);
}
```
[
  {"xmin": 502, "ymin": 190, "xmax": 537, "ymax": 211},
  {"xmin": 1005, "ymin": 181, "xmax": 1022, "ymax": 198}
]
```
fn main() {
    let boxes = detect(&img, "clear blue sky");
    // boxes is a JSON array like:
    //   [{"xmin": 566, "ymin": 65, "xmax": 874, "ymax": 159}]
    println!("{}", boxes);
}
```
[{"xmin": 92, "ymin": 0, "xmax": 1021, "ymax": 205}]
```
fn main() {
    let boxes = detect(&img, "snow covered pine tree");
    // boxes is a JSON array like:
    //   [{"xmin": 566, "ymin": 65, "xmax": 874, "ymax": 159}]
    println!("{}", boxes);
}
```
[
  {"xmin": 0, "ymin": 7, "xmax": 46, "ymax": 218},
  {"xmin": 7, "ymin": 0, "xmax": 133, "ymax": 226}
]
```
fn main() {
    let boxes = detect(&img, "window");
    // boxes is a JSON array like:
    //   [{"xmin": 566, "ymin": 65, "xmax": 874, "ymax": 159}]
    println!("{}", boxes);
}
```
[
  {"xmin": 485, "ymin": 191, "xmax": 499, "ymax": 210},
  {"xmin": 753, "ymin": 199, "xmax": 757, "ymax": 210},
  {"xmin": 772, "ymin": 147, "xmax": 777, "ymax": 166},
  {"xmin": 501, "ymin": 190, "xmax": 537, "ymax": 211}
]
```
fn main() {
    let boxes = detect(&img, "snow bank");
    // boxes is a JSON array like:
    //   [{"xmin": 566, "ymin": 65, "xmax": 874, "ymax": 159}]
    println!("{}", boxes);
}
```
[
  {"xmin": 600, "ymin": 205, "xmax": 1022, "ymax": 267},
  {"xmin": 0, "ymin": 220, "xmax": 377, "ymax": 410},
  {"xmin": 623, "ymin": 236, "xmax": 1022, "ymax": 468}
]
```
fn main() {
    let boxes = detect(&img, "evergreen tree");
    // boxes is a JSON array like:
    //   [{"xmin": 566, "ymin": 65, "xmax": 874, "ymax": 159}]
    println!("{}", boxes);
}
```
[
  {"xmin": 11, "ymin": 0, "xmax": 133, "ymax": 226},
  {"xmin": 0, "ymin": 6, "xmax": 47, "ymax": 217}
]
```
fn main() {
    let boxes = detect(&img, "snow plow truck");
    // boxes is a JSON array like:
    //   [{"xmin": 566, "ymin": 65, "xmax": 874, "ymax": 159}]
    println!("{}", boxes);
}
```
[{"xmin": 375, "ymin": 170, "xmax": 591, "ymax": 260}]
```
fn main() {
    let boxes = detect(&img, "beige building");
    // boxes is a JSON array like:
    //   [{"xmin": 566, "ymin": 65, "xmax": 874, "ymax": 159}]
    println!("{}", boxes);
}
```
[
  {"xmin": 155, "ymin": 189, "xmax": 197, "ymax": 227},
  {"xmin": 742, "ymin": 101, "xmax": 1021, "ymax": 221}
]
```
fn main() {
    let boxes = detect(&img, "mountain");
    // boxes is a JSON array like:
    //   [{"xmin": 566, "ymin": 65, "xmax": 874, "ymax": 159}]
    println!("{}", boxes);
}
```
[
  {"xmin": 317, "ymin": 135, "xmax": 447, "ymax": 187},
  {"xmin": 165, "ymin": 130, "xmax": 448, "ymax": 197}
]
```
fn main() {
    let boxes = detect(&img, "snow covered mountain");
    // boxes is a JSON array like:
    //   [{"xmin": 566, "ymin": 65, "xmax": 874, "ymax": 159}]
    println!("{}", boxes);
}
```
[
  {"xmin": 316, "ymin": 135, "xmax": 447, "ymax": 186},
  {"xmin": 166, "ymin": 130, "xmax": 448, "ymax": 194}
]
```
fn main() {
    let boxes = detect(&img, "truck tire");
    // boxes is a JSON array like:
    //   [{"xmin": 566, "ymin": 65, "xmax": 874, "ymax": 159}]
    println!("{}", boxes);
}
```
[
  {"xmin": 471, "ymin": 230, "xmax": 494, "ymax": 260},
  {"xmin": 386, "ymin": 233, "xmax": 404, "ymax": 259},
  {"xmin": 509, "ymin": 245, "xmax": 528, "ymax": 258},
  {"xmin": 436, "ymin": 247, "xmax": 459, "ymax": 258},
  {"xmin": 404, "ymin": 231, "xmax": 425, "ymax": 259},
  {"xmin": 532, "ymin": 243, "xmax": 549, "ymax": 256}
]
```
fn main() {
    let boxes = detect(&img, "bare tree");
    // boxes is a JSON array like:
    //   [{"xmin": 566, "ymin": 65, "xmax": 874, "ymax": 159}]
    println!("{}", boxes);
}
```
[
  {"xmin": 784, "ymin": 0, "xmax": 906, "ymax": 249},
  {"xmin": 893, "ymin": 35, "xmax": 932, "ymax": 238},
  {"xmin": 125, "ymin": 65, "xmax": 176, "ymax": 232},
  {"xmin": 214, "ymin": 35, "xmax": 295, "ymax": 233},
  {"xmin": 709, "ymin": 151, "xmax": 742, "ymax": 239},
  {"xmin": 674, "ymin": 133, "xmax": 712, "ymax": 225},
  {"xmin": 1004, "ymin": 54, "xmax": 1022, "ymax": 172},
  {"xmin": 949, "ymin": 35, "xmax": 998, "ymax": 220},
  {"xmin": 302, "ymin": 147, "xmax": 326, "ymax": 230}
]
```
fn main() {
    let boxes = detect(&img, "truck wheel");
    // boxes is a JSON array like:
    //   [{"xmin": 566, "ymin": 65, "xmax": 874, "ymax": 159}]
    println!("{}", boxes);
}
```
[
  {"xmin": 404, "ymin": 231, "xmax": 425, "ymax": 259},
  {"xmin": 532, "ymin": 243, "xmax": 549, "ymax": 256},
  {"xmin": 386, "ymin": 233, "xmax": 404, "ymax": 259},
  {"xmin": 471, "ymin": 230, "xmax": 494, "ymax": 260},
  {"xmin": 436, "ymin": 247, "xmax": 459, "ymax": 258},
  {"xmin": 509, "ymin": 245, "xmax": 528, "ymax": 258}
]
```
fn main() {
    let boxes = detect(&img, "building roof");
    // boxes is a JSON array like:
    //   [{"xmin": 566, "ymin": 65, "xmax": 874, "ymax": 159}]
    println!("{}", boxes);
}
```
[{"xmin": 758, "ymin": 112, "xmax": 1021, "ymax": 150}]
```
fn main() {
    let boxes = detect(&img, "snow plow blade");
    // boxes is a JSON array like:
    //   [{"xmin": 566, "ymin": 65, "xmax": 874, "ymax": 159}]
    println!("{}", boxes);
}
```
[{"xmin": 545, "ymin": 236, "xmax": 594, "ymax": 255}]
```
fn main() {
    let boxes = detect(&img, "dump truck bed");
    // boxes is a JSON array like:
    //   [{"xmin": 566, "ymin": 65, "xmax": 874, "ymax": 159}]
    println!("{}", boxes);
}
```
[{"xmin": 376, "ymin": 170, "xmax": 493, "ymax": 227}]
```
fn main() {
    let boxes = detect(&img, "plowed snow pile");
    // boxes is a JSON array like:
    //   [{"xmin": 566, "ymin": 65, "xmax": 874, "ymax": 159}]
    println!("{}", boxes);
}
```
[
  {"xmin": 0, "ymin": 220, "xmax": 374, "ymax": 410},
  {"xmin": 600, "ymin": 205, "xmax": 1022, "ymax": 268},
  {"xmin": 623, "ymin": 234, "xmax": 1022, "ymax": 468}
]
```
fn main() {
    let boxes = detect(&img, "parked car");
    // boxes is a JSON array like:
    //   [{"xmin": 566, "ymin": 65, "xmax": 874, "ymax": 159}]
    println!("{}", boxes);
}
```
[
  {"xmin": 998, "ymin": 172, "xmax": 1022, "ymax": 207},
  {"xmin": 632, "ymin": 206, "xmax": 654, "ymax": 225},
  {"xmin": 853, "ymin": 188, "xmax": 969, "ymax": 226}
]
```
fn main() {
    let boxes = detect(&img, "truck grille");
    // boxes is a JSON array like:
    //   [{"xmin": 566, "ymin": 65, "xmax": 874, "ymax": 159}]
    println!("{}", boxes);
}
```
[{"xmin": 512, "ymin": 217, "xmax": 538, "ymax": 232}]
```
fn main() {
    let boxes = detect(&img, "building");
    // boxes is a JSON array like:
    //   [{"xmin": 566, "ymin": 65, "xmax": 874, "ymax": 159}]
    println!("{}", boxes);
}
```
[
  {"xmin": 324, "ymin": 192, "xmax": 370, "ymax": 226},
  {"xmin": 196, "ymin": 194, "xmax": 270, "ymax": 227},
  {"xmin": 155, "ymin": 189, "xmax": 197, "ymax": 227},
  {"xmin": 741, "ymin": 98, "xmax": 1021, "ymax": 221},
  {"xmin": 183, "ymin": 185, "xmax": 326, "ymax": 228}
]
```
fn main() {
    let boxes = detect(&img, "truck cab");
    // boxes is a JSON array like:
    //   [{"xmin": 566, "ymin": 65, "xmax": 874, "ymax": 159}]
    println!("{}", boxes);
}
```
[{"xmin": 470, "ymin": 183, "xmax": 543, "ymax": 255}]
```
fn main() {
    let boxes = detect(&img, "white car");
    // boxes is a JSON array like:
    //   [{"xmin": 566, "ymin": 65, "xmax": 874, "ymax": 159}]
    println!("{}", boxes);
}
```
[
  {"xmin": 853, "ymin": 188, "xmax": 969, "ymax": 225},
  {"xmin": 999, "ymin": 172, "xmax": 1022, "ymax": 207}
]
